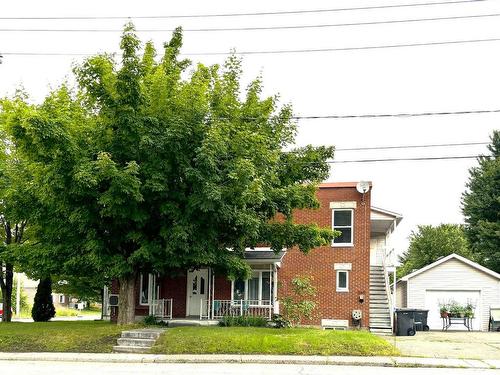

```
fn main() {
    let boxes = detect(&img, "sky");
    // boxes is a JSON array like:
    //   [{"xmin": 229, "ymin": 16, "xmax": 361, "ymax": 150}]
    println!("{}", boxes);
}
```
[{"xmin": 0, "ymin": 0, "xmax": 499, "ymax": 256}]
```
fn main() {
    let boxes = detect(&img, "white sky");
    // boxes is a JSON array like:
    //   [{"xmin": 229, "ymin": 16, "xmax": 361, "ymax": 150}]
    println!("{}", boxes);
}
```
[{"xmin": 1, "ymin": 0, "xmax": 499, "ymax": 256}]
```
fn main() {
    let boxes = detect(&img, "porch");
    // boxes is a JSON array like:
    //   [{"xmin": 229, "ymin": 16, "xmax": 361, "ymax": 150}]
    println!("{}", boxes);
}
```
[{"xmin": 144, "ymin": 249, "xmax": 284, "ymax": 321}]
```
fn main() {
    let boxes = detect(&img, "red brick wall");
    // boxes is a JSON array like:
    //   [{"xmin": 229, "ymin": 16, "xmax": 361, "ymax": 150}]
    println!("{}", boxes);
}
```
[
  {"xmin": 213, "ymin": 274, "xmax": 231, "ymax": 300},
  {"xmin": 159, "ymin": 273, "xmax": 187, "ymax": 318},
  {"xmin": 278, "ymin": 186, "xmax": 371, "ymax": 327}
]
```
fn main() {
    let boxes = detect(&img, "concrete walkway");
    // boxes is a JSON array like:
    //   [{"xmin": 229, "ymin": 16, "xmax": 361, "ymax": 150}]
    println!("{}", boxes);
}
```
[
  {"xmin": 386, "ymin": 331, "xmax": 500, "ymax": 360},
  {"xmin": 0, "ymin": 352, "xmax": 498, "ymax": 369}
]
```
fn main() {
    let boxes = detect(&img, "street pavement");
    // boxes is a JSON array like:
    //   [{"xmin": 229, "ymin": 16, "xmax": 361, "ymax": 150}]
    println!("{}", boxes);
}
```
[{"xmin": 0, "ymin": 362, "xmax": 497, "ymax": 375}]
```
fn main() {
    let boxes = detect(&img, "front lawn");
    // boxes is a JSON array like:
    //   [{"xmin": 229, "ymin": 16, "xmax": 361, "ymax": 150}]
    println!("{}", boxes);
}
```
[
  {"xmin": 0, "ymin": 321, "xmax": 138, "ymax": 353},
  {"xmin": 152, "ymin": 327, "xmax": 399, "ymax": 356}
]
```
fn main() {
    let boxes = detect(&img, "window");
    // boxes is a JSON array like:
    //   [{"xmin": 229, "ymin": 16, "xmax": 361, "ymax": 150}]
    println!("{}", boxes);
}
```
[
  {"xmin": 58, "ymin": 295, "xmax": 65, "ymax": 304},
  {"xmin": 336, "ymin": 270, "xmax": 349, "ymax": 292},
  {"xmin": 332, "ymin": 209, "xmax": 353, "ymax": 245},
  {"xmin": 140, "ymin": 273, "xmax": 149, "ymax": 305},
  {"xmin": 232, "ymin": 271, "xmax": 273, "ymax": 305}
]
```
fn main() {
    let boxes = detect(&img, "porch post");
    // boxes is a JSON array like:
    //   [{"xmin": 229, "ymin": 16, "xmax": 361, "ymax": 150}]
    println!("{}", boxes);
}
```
[
  {"xmin": 273, "ymin": 263, "xmax": 279, "ymax": 314},
  {"xmin": 148, "ymin": 273, "xmax": 153, "ymax": 316},
  {"xmin": 211, "ymin": 271, "xmax": 215, "ymax": 320}
]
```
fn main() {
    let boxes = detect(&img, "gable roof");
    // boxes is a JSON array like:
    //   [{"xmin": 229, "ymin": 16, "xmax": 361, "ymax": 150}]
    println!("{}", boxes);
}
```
[{"xmin": 401, "ymin": 253, "xmax": 500, "ymax": 281}]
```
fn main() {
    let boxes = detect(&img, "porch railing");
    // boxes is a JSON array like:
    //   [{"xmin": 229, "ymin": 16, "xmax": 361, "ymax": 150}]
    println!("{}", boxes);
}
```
[
  {"xmin": 151, "ymin": 298, "xmax": 173, "ymax": 320},
  {"xmin": 201, "ymin": 299, "xmax": 273, "ymax": 320}
]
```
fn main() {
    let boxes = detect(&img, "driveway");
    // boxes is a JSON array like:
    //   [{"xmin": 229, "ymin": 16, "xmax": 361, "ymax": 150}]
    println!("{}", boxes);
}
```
[{"xmin": 386, "ymin": 331, "xmax": 500, "ymax": 360}]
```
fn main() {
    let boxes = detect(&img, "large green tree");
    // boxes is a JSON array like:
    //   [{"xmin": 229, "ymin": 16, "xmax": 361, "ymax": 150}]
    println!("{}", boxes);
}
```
[
  {"xmin": 0, "ymin": 109, "xmax": 34, "ymax": 322},
  {"xmin": 398, "ymin": 224, "xmax": 472, "ymax": 277},
  {"xmin": 1, "ymin": 24, "xmax": 334, "ymax": 324},
  {"xmin": 462, "ymin": 131, "xmax": 500, "ymax": 273}
]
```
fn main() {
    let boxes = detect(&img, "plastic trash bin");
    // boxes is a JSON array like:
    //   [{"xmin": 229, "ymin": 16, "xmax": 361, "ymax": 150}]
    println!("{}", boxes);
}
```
[
  {"xmin": 395, "ymin": 308, "xmax": 417, "ymax": 336},
  {"xmin": 412, "ymin": 309, "xmax": 429, "ymax": 331}
]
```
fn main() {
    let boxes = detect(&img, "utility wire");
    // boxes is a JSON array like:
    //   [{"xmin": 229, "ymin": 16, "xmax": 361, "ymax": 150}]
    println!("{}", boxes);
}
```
[
  {"xmin": 0, "ymin": 0, "xmax": 487, "ymax": 20},
  {"xmin": 3, "ymin": 13, "xmax": 500, "ymax": 33},
  {"xmin": 4, "ymin": 37, "xmax": 500, "ymax": 57},
  {"xmin": 335, "ymin": 141, "xmax": 489, "ymax": 151},
  {"xmin": 328, "ymin": 155, "xmax": 481, "ymax": 163},
  {"xmin": 289, "ymin": 109, "xmax": 500, "ymax": 119}
]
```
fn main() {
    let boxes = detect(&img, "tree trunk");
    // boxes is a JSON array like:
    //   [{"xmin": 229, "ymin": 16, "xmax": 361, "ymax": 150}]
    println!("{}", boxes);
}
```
[
  {"xmin": 1, "ymin": 263, "xmax": 14, "ymax": 322},
  {"xmin": 117, "ymin": 273, "xmax": 137, "ymax": 325}
]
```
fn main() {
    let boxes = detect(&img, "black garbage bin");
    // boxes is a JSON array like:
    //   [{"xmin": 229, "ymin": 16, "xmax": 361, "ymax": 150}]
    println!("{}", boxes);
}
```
[
  {"xmin": 413, "ymin": 309, "xmax": 429, "ymax": 331},
  {"xmin": 395, "ymin": 309, "xmax": 417, "ymax": 336}
]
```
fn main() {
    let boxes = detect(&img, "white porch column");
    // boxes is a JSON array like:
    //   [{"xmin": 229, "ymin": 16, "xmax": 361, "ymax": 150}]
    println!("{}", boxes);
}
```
[{"xmin": 273, "ymin": 263, "xmax": 279, "ymax": 314}]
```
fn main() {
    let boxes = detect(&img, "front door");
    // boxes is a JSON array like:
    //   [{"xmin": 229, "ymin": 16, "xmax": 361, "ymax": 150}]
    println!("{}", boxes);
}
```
[{"xmin": 186, "ymin": 269, "xmax": 209, "ymax": 317}]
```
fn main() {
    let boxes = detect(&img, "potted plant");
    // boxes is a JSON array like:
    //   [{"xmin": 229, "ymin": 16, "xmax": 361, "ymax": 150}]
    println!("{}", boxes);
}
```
[
  {"xmin": 439, "ymin": 303, "xmax": 449, "ymax": 318},
  {"xmin": 448, "ymin": 301, "xmax": 462, "ymax": 318},
  {"xmin": 465, "ymin": 302, "xmax": 475, "ymax": 319}
]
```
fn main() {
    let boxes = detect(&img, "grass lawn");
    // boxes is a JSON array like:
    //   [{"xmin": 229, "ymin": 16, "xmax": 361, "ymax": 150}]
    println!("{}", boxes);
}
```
[
  {"xmin": 152, "ymin": 327, "xmax": 399, "ymax": 356},
  {"xmin": 0, "ymin": 321, "xmax": 138, "ymax": 353}
]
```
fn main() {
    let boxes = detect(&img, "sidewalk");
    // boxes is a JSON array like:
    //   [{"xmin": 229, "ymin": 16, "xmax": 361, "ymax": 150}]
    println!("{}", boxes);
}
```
[{"xmin": 0, "ymin": 352, "xmax": 498, "ymax": 369}]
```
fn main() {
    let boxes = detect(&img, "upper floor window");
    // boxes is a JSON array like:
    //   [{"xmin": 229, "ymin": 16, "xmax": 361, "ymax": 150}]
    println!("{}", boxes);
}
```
[{"xmin": 332, "ymin": 209, "xmax": 353, "ymax": 246}]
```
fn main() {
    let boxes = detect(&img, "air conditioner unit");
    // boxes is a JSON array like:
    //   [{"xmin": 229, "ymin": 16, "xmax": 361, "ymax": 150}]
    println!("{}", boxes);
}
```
[
  {"xmin": 321, "ymin": 319, "xmax": 349, "ymax": 330},
  {"xmin": 109, "ymin": 294, "xmax": 119, "ymax": 307}
]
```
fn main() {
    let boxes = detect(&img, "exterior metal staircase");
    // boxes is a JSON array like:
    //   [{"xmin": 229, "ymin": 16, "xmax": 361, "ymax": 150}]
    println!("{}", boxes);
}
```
[{"xmin": 369, "ymin": 265, "xmax": 393, "ymax": 335}]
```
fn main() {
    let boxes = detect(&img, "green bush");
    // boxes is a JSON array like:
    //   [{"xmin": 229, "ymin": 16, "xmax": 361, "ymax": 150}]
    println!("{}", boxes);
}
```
[
  {"xmin": 31, "ymin": 277, "xmax": 56, "ymax": 322},
  {"xmin": 219, "ymin": 315, "xmax": 268, "ymax": 327},
  {"xmin": 143, "ymin": 315, "xmax": 158, "ymax": 325}
]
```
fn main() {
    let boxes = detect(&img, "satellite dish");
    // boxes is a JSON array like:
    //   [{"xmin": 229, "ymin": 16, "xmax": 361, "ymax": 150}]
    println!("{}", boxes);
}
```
[{"xmin": 356, "ymin": 181, "xmax": 370, "ymax": 194}]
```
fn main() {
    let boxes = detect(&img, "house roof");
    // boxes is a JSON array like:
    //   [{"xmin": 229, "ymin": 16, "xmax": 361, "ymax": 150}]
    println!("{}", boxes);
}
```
[
  {"xmin": 319, "ymin": 181, "xmax": 372, "ymax": 189},
  {"xmin": 400, "ymin": 253, "xmax": 500, "ymax": 281}
]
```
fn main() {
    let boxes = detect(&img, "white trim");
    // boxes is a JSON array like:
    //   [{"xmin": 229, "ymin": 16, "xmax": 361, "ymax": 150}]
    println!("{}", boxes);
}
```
[
  {"xmin": 401, "ymin": 253, "xmax": 500, "ymax": 281},
  {"xmin": 231, "ymin": 270, "xmax": 273, "ymax": 306},
  {"xmin": 58, "ymin": 295, "xmax": 65, "ymax": 304},
  {"xmin": 336, "ymin": 270, "xmax": 349, "ymax": 292},
  {"xmin": 332, "ymin": 208, "xmax": 354, "ymax": 246},
  {"xmin": 334, "ymin": 263, "xmax": 352, "ymax": 271}
]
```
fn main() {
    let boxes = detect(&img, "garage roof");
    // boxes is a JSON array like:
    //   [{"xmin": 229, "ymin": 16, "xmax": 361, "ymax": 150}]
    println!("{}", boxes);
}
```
[{"xmin": 401, "ymin": 253, "xmax": 500, "ymax": 281}]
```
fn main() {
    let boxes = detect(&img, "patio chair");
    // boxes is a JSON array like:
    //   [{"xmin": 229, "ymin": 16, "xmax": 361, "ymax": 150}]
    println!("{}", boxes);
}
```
[{"xmin": 489, "ymin": 306, "xmax": 500, "ymax": 332}]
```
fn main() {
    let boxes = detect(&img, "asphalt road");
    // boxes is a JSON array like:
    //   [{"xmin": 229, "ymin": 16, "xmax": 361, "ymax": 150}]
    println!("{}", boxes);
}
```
[{"xmin": 0, "ymin": 362, "xmax": 497, "ymax": 375}]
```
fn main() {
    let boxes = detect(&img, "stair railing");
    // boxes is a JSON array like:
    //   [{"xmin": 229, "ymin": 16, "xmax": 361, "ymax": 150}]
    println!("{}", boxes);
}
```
[{"xmin": 382, "ymin": 247, "xmax": 394, "ymax": 331}]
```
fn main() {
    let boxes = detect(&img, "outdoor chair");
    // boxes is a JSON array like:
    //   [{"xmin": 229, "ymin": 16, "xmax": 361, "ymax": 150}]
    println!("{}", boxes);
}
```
[{"xmin": 489, "ymin": 306, "xmax": 500, "ymax": 331}]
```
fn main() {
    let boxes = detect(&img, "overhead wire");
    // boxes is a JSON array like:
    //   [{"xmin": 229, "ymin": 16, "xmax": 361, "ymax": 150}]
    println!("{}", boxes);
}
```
[
  {"xmin": 0, "ymin": 0, "xmax": 488, "ymax": 20},
  {"xmin": 2, "ymin": 13, "xmax": 500, "ymax": 33}
]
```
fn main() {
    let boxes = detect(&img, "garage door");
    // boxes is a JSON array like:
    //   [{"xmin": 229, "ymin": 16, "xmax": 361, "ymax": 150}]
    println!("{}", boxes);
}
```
[{"xmin": 424, "ymin": 290, "xmax": 481, "ymax": 331}]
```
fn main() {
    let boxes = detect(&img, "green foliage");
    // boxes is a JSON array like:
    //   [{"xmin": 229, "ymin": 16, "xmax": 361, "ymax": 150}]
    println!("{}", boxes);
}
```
[
  {"xmin": 0, "ymin": 277, "xmax": 29, "ymax": 312},
  {"xmin": 219, "ymin": 315, "xmax": 268, "ymax": 327},
  {"xmin": 280, "ymin": 276, "xmax": 317, "ymax": 327},
  {"xmin": 398, "ymin": 224, "xmax": 472, "ymax": 277},
  {"xmin": 271, "ymin": 313, "xmax": 290, "ymax": 328},
  {"xmin": 31, "ymin": 277, "xmax": 55, "ymax": 322},
  {"xmin": 462, "ymin": 131, "xmax": 500, "ymax": 273},
  {"xmin": 143, "ymin": 314, "xmax": 158, "ymax": 325},
  {"xmin": 1, "ymin": 24, "xmax": 334, "ymax": 322}
]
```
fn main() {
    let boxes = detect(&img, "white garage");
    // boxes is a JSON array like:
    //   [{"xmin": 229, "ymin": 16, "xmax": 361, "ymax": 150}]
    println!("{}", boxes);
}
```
[{"xmin": 396, "ymin": 254, "xmax": 500, "ymax": 331}]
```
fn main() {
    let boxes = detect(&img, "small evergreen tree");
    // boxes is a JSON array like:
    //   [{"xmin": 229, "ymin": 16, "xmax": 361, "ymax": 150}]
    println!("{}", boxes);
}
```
[{"xmin": 31, "ymin": 277, "xmax": 55, "ymax": 322}]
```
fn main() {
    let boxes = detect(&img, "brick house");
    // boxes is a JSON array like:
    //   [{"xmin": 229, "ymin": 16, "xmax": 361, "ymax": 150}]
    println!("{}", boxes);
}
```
[{"xmin": 108, "ymin": 181, "xmax": 401, "ymax": 332}]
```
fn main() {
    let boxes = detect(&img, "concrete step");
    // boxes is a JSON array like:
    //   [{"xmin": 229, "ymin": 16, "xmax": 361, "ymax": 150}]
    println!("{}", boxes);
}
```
[
  {"xmin": 369, "ymin": 290, "xmax": 387, "ymax": 294},
  {"xmin": 370, "ymin": 313, "xmax": 391, "ymax": 318},
  {"xmin": 370, "ymin": 328, "xmax": 393, "ymax": 335},
  {"xmin": 116, "ymin": 338, "xmax": 156, "ymax": 347},
  {"xmin": 113, "ymin": 345, "xmax": 151, "ymax": 354},
  {"xmin": 370, "ymin": 295, "xmax": 389, "ymax": 300},
  {"xmin": 121, "ymin": 330, "xmax": 163, "ymax": 339}
]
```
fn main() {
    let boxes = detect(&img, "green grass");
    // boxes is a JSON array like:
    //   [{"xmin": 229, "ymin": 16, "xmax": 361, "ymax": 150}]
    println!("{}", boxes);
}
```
[
  {"xmin": 152, "ymin": 327, "xmax": 400, "ymax": 356},
  {"xmin": 0, "ymin": 321, "xmax": 138, "ymax": 353}
]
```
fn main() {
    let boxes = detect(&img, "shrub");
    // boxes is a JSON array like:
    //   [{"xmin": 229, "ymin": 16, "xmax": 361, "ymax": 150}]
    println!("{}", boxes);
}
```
[
  {"xmin": 31, "ymin": 277, "xmax": 56, "ymax": 322},
  {"xmin": 280, "ymin": 276, "xmax": 317, "ymax": 327},
  {"xmin": 271, "ymin": 314, "xmax": 290, "ymax": 328},
  {"xmin": 143, "ymin": 315, "xmax": 158, "ymax": 325},
  {"xmin": 219, "ymin": 315, "xmax": 268, "ymax": 327}
]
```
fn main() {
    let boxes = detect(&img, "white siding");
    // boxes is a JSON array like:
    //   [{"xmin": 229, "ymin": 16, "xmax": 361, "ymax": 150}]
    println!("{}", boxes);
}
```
[
  {"xmin": 395, "ymin": 281, "xmax": 407, "ymax": 308},
  {"xmin": 407, "ymin": 258, "xmax": 500, "ymax": 331}
]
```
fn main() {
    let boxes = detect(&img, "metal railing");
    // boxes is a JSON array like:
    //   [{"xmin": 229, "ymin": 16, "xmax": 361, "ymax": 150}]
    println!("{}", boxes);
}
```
[
  {"xmin": 201, "ymin": 299, "xmax": 273, "ymax": 320},
  {"xmin": 382, "ymin": 248, "xmax": 395, "ymax": 331},
  {"xmin": 151, "ymin": 298, "xmax": 173, "ymax": 320}
]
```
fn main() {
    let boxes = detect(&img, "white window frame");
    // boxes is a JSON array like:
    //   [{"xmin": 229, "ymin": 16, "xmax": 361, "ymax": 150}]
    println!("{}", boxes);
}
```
[
  {"xmin": 332, "ymin": 209, "xmax": 354, "ymax": 246},
  {"xmin": 139, "ymin": 273, "xmax": 149, "ymax": 306},
  {"xmin": 58, "ymin": 295, "xmax": 65, "ymax": 304},
  {"xmin": 231, "ymin": 270, "xmax": 272, "ymax": 306},
  {"xmin": 336, "ymin": 270, "xmax": 349, "ymax": 292}
]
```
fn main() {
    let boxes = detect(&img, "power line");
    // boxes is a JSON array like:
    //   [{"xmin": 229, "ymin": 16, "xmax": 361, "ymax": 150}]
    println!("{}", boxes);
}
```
[
  {"xmin": 4, "ymin": 37, "xmax": 500, "ymax": 57},
  {"xmin": 290, "ymin": 109, "xmax": 500, "ymax": 119},
  {"xmin": 0, "ymin": 0, "xmax": 487, "ymax": 20},
  {"xmin": 328, "ymin": 155, "xmax": 481, "ymax": 163},
  {"xmin": 3, "ymin": 13, "xmax": 500, "ymax": 33},
  {"xmin": 335, "ymin": 141, "xmax": 489, "ymax": 151}
]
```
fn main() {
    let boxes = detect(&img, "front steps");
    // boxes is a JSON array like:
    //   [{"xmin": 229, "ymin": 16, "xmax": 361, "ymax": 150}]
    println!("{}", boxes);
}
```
[
  {"xmin": 369, "ymin": 265, "xmax": 393, "ymax": 335},
  {"xmin": 113, "ymin": 328, "xmax": 165, "ymax": 353}
]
